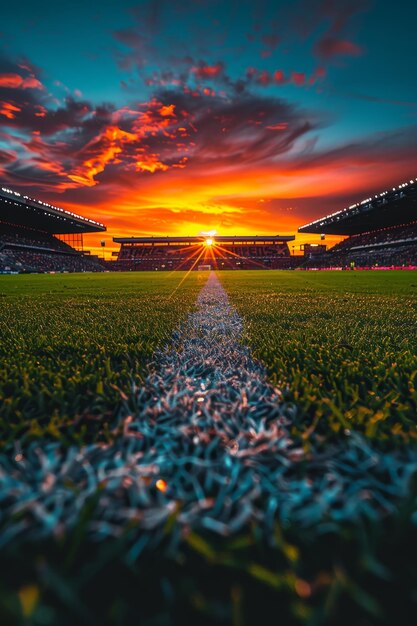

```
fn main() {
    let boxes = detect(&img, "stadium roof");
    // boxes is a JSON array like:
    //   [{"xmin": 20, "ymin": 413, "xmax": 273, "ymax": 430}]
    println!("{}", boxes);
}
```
[
  {"xmin": 0, "ymin": 187, "xmax": 106, "ymax": 234},
  {"xmin": 114, "ymin": 235, "xmax": 295, "ymax": 244},
  {"xmin": 298, "ymin": 179, "xmax": 417, "ymax": 235}
]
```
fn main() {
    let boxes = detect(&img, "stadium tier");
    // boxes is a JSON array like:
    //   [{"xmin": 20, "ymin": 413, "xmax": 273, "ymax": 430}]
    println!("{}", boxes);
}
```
[
  {"xmin": 298, "ymin": 178, "xmax": 417, "ymax": 268},
  {"xmin": 0, "ymin": 187, "xmax": 106, "ymax": 273},
  {"xmin": 113, "ymin": 235, "xmax": 295, "ymax": 270},
  {"xmin": 299, "ymin": 178, "xmax": 417, "ymax": 236}
]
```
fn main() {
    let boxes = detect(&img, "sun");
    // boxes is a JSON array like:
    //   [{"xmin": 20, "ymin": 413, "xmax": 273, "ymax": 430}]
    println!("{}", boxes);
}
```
[{"xmin": 205, "ymin": 237, "xmax": 214, "ymax": 246}]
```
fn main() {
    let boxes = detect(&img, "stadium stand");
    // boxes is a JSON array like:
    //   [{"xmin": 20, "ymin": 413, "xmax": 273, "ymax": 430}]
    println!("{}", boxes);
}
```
[
  {"xmin": 112, "ymin": 235, "xmax": 295, "ymax": 271},
  {"xmin": 298, "ymin": 178, "xmax": 417, "ymax": 268},
  {"xmin": 0, "ymin": 187, "xmax": 106, "ymax": 273}
]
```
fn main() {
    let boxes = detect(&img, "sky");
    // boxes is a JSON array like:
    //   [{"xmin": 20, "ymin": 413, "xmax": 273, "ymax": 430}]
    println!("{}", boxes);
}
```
[{"xmin": 1, "ymin": 0, "xmax": 417, "ymax": 256}]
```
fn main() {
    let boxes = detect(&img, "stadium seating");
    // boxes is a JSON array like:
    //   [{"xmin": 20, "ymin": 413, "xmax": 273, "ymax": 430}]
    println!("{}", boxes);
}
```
[
  {"xmin": 304, "ymin": 222, "xmax": 417, "ymax": 268},
  {"xmin": 114, "ymin": 237, "xmax": 294, "ymax": 270},
  {"xmin": 0, "ymin": 223, "xmax": 104, "ymax": 273}
]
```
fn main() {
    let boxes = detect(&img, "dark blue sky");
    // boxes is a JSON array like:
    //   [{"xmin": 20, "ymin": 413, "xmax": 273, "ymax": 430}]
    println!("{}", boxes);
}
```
[{"xmin": 1, "ymin": 0, "xmax": 417, "ymax": 249}]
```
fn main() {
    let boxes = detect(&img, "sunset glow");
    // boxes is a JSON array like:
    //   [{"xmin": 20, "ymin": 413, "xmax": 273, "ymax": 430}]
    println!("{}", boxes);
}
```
[{"xmin": 1, "ymin": 1, "xmax": 417, "ymax": 257}]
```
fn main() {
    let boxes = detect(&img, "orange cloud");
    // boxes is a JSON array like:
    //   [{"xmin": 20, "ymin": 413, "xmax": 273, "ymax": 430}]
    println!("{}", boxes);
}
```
[
  {"xmin": 0, "ymin": 73, "xmax": 43, "ymax": 90},
  {"xmin": 158, "ymin": 104, "xmax": 176, "ymax": 117},
  {"xmin": 63, "ymin": 100, "xmax": 191, "ymax": 186},
  {"xmin": 135, "ymin": 152, "xmax": 169, "ymax": 173},
  {"xmin": 68, "ymin": 126, "xmax": 138, "ymax": 187},
  {"xmin": 21, "ymin": 77, "xmax": 43, "ymax": 89},
  {"xmin": 0, "ymin": 74, "xmax": 24, "ymax": 88},
  {"xmin": 0, "ymin": 101, "xmax": 21, "ymax": 119}
]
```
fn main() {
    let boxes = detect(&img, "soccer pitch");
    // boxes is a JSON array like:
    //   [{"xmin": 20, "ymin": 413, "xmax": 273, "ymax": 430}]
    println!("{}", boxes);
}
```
[
  {"xmin": 220, "ymin": 270, "xmax": 417, "ymax": 446},
  {"xmin": 0, "ymin": 272, "xmax": 202, "ymax": 447},
  {"xmin": 1, "ymin": 270, "xmax": 417, "ymax": 626}
]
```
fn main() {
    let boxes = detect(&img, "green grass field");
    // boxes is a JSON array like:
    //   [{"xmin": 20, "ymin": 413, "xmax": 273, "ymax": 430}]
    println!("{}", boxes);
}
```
[
  {"xmin": 0, "ymin": 272, "xmax": 203, "ymax": 448},
  {"xmin": 220, "ymin": 270, "xmax": 417, "ymax": 447},
  {"xmin": 1, "ymin": 269, "xmax": 417, "ymax": 626}
]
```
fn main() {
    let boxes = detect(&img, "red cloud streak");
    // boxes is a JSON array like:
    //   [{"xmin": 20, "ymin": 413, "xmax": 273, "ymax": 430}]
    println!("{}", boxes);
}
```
[
  {"xmin": 0, "ymin": 73, "xmax": 43, "ymax": 89},
  {"xmin": 315, "ymin": 37, "xmax": 363, "ymax": 58}
]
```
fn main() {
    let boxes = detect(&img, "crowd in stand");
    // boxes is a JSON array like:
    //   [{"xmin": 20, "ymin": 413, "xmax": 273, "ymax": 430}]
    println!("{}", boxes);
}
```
[
  {"xmin": 0, "ymin": 226, "xmax": 75, "ymax": 254},
  {"xmin": 0, "ymin": 224, "xmax": 104, "ymax": 273},
  {"xmin": 3, "ymin": 219, "xmax": 417, "ymax": 273},
  {"xmin": 330, "ymin": 222, "xmax": 417, "ymax": 253},
  {"xmin": 1, "ymin": 249, "xmax": 104, "ymax": 273},
  {"xmin": 305, "ymin": 222, "xmax": 417, "ymax": 268}
]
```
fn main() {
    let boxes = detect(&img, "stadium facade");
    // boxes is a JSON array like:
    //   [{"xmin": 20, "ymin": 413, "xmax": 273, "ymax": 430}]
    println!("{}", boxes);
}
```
[
  {"xmin": 3, "ymin": 174, "xmax": 417, "ymax": 273},
  {"xmin": 298, "ymin": 178, "xmax": 417, "ymax": 268},
  {"xmin": 0, "ymin": 187, "xmax": 106, "ymax": 273},
  {"xmin": 113, "ymin": 235, "xmax": 295, "ymax": 271}
]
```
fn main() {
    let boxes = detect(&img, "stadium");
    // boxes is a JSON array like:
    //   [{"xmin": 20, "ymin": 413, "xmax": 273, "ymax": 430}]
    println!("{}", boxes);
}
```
[
  {"xmin": 3, "ymin": 177, "xmax": 417, "ymax": 274},
  {"xmin": 113, "ymin": 234, "xmax": 295, "ymax": 271},
  {"xmin": 0, "ymin": 187, "xmax": 106, "ymax": 274},
  {"xmin": 298, "ymin": 178, "xmax": 417, "ymax": 269}
]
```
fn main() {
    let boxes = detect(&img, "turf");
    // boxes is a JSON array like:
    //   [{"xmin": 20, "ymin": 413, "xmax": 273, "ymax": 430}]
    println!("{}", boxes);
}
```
[
  {"xmin": 219, "ymin": 270, "xmax": 417, "ymax": 447},
  {"xmin": 1, "ymin": 269, "xmax": 417, "ymax": 626},
  {"xmin": 0, "ymin": 272, "xmax": 203, "ymax": 448}
]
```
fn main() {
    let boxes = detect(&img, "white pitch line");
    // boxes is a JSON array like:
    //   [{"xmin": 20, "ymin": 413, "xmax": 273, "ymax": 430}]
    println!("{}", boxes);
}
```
[{"xmin": 0, "ymin": 273, "xmax": 416, "ymax": 553}]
